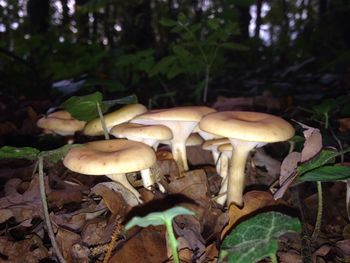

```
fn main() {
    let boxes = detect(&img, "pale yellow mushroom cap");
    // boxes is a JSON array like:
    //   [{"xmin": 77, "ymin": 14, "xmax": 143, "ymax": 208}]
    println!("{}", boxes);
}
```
[
  {"xmin": 132, "ymin": 106, "xmax": 216, "ymax": 122},
  {"xmin": 37, "ymin": 110, "xmax": 86, "ymax": 136},
  {"xmin": 202, "ymin": 138, "xmax": 230, "ymax": 151},
  {"xmin": 63, "ymin": 139, "xmax": 156, "ymax": 175},
  {"xmin": 199, "ymin": 111, "xmax": 295, "ymax": 143},
  {"xmin": 110, "ymin": 123, "xmax": 173, "ymax": 141},
  {"xmin": 84, "ymin": 104, "xmax": 147, "ymax": 136}
]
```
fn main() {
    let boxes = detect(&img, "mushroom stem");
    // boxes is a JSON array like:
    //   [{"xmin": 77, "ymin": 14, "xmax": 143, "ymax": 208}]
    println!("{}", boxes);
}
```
[
  {"xmin": 227, "ymin": 140, "xmax": 261, "ymax": 206},
  {"xmin": 172, "ymin": 141, "xmax": 188, "ymax": 172},
  {"xmin": 140, "ymin": 169, "xmax": 154, "ymax": 190},
  {"xmin": 106, "ymin": 173, "xmax": 142, "ymax": 203}
]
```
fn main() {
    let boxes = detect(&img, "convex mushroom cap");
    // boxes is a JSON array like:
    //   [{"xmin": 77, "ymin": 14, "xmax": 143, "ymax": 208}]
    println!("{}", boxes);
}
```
[
  {"xmin": 37, "ymin": 110, "xmax": 86, "ymax": 136},
  {"xmin": 131, "ymin": 106, "xmax": 215, "ymax": 171},
  {"xmin": 199, "ymin": 111, "xmax": 295, "ymax": 206},
  {"xmin": 63, "ymin": 139, "xmax": 156, "ymax": 202},
  {"xmin": 84, "ymin": 104, "xmax": 147, "ymax": 136},
  {"xmin": 110, "ymin": 123, "xmax": 173, "ymax": 149}
]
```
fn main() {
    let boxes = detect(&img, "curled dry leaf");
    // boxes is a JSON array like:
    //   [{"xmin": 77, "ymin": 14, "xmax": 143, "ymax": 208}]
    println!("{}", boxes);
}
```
[
  {"xmin": 221, "ymin": 190, "xmax": 286, "ymax": 239},
  {"xmin": 91, "ymin": 182, "xmax": 133, "ymax": 213},
  {"xmin": 277, "ymin": 251, "xmax": 302, "ymax": 263}
]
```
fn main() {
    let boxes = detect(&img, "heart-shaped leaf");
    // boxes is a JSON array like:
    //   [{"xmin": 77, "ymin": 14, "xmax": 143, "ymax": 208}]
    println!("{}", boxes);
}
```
[{"xmin": 300, "ymin": 165, "xmax": 350, "ymax": 182}]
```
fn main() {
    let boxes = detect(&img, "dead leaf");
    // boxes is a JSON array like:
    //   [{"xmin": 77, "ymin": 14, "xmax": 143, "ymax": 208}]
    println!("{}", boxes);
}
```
[
  {"xmin": 338, "ymin": 118, "xmax": 350, "ymax": 132},
  {"xmin": 91, "ymin": 182, "xmax": 131, "ymax": 213},
  {"xmin": 166, "ymin": 169, "xmax": 210, "ymax": 201},
  {"xmin": 278, "ymin": 251, "xmax": 302, "ymax": 263},
  {"xmin": 56, "ymin": 227, "xmax": 81, "ymax": 262},
  {"xmin": 204, "ymin": 243, "xmax": 219, "ymax": 263},
  {"xmin": 47, "ymin": 188, "xmax": 83, "ymax": 208},
  {"xmin": 312, "ymin": 244, "xmax": 332, "ymax": 262},
  {"xmin": 187, "ymin": 145, "xmax": 214, "ymax": 166},
  {"xmin": 252, "ymin": 148, "xmax": 281, "ymax": 178},
  {"xmin": 110, "ymin": 226, "xmax": 168, "ymax": 263},
  {"xmin": 222, "ymin": 190, "xmax": 285, "ymax": 238},
  {"xmin": 0, "ymin": 235, "xmax": 49, "ymax": 262}
]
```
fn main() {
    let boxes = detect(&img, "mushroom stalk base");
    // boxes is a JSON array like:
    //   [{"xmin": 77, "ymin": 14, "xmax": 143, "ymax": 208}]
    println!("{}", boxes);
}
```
[
  {"xmin": 106, "ymin": 173, "xmax": 142, "ymax": 203},
  {"xmin": 172, "ymin": 142, "xmax": 188, "ymax": 172}
]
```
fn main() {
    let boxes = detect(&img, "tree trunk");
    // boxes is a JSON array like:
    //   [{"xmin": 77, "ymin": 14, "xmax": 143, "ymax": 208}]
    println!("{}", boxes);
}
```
[{"xmin": 255, "ymin": 0, "xmax": 263, "ymax": 38}]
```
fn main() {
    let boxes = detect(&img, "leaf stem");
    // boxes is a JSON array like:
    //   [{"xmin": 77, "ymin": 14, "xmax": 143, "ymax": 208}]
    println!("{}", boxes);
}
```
[
  {"xmin": 311, "ymin": 181, "xmax": 323, "ymax": 241},
  {"xmin": 38, "ymin": 156, "xmax": 66, "ymax": 263},
  {"xmin": 165, "ymin": 219, "xmax": 179, "ymax": 263},
  {"xmin": 96, "ymin": 102, "xmax": 110, "ymax": 140}
]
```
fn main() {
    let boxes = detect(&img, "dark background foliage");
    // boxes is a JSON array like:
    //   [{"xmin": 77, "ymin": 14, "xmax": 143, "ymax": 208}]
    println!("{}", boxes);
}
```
[{"xmin": 0, "ymin": 0, "xmax": 349, "ymax": 106}]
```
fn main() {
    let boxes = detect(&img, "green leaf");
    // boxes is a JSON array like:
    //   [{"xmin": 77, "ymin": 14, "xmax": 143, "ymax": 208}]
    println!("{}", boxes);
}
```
[
  {"xmin": 167, "ymin": 63, "xmax": 185, "ymax": 79},
  {"xmin": 39, "ymin": 144, "xmax": 82, "ymax": 164},
  {"xmin": 159, "ymin": 18, "xmax": 177, "ymax": 27},
  {"xmin": 297, "ymin": 149, "xmax": 337, "ymax": 175},
  {"xmin": 300, "ymin": 165, "xmax": 350, "ymax": 182},
  {"xmin": 0, "ymin": 146, "xmax": 40, "ymax": 160},
  {"xmin": 102, "ymin": 94, "xmax": 138, "ymax": 109},
  {"xmin": 149, "ymin": 56, "xmax": 178, "ymax": 77},
  {"xmin": 172, "ymin": 45, "xmax": 192, "ymax": 59},
  {"xmin": 220, "ymin": 212, "xmax": 301, "ymax": 263},
  {"xmin": 207, "ymin": 19, "xmax": 220, "ymax": 30},
  {"xmin": 60, "ymin": 92, "xmax": 104, "ymax": 121},
  {"xmin": 312, "ymin": 98, "xmax": 338, "ymax": 115},
  {"xmin": 220, "ymin": 42, "xmax": 249, "ymax": 51},
  {"xmin": 125, "ymin": 206, "xmax": 195, "ymax": 230}
]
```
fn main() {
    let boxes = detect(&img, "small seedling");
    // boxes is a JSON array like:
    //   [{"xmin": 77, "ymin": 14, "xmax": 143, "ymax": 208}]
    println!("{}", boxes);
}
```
[{"xmin": 125, "ymin": 206, "xmax": 195, "ymax": 263}]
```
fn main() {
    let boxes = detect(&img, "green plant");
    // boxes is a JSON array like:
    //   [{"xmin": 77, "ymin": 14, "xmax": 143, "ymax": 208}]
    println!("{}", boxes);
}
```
[
  {"xmin": 125, "ymin": 206, "xmax": 195, "ymax": 263},
  {"xmin": 219, "ymin": 211, "xmax": 301, "ymax": 263},
  {"xmin": 150, "ymin": 13, "xmax": 248, "ymax": 103},
  {"xmin": 60, "ymin": 91, "xmax": 137, "ymax": 139}
]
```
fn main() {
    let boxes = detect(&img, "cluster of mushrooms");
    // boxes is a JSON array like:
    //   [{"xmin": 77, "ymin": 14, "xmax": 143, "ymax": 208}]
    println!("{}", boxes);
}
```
[{"xmin": 37, "ymin": 104, "xmax": 295, "ymax": 206}]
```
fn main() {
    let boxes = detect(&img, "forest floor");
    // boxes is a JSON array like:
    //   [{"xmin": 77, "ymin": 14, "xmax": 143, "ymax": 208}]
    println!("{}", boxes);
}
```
[{"xmin": 0, "ymin": 73, "xmax": 349, "ymax": 262}]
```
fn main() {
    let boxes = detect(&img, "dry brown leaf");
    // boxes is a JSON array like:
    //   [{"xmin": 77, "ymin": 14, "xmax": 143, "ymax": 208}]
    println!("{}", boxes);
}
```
[
  {"xmin": 336, "ymin": 239, "xmax": 350, "ymax": 256},
  {"xmin": 0, "ymin": 235, "xmax": 49, "ymax": 262},
  {"xmin": 56, "ymin": 227, "xmax": 82, "ymax": 262},
  {"xmin": 312, "ymin": 244, "xmax": 332, "ymax": 262},
  {"xmin": 47, "ymin": 188, "xmax": 83, "ymax": 208},
  {"xmin": 81, "ymin": 217, "xmax": 112, "ymax": 246},
  {"xmin": 110, "ymin": 226, "xmax": 168, "ymax": 263},
  {"xmin": 278, "ymin": 251, "xmax": 302, "ymax": 263},
  {"xmin": 166, "ymin": 169, "xmax": 210, "ymax": 201},
  {"xmin": 204, "ymin": 243, "xmax": 219, "ymax": 263},
  {"xmin": 187, "ymin": 145, "xmax": 214, "ymax": 166},
  {"xmin": 71, "ymin": 243, "xmax": 90, "ymax": 263},
  {"xmin": 338, "ymin": 118, "xmax": 350, "ymax": 132},
  {"xmin": 221, "ymin": 190, "xmax": 285, "ymax": 238},
  {"xmin": 91, "ymin": 182, "xmax": 131, "ymax": 213}
]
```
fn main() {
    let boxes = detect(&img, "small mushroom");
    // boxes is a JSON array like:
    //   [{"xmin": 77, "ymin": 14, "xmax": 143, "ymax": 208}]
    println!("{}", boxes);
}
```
[
  {"xmin": 110, "ymin": 123, "xmax": 173, "ymax": 189},
  {"xmin": 63, "ymin": 139, "xmax": 156, "ymax": 203},
  {"xmin": 202, "ymin": 138, "xmax": 230, "ymax": 175},
  {"xmin": 37, "ymin": 111, "xmax": 86, "ymax": 142},
  {"xmin": 131, "ymin": 106, "xmax": 215, "ymax": 171},
  {"xmin": 199, "ymin": 111, "xmax": 295, "ymax": 206},
  {"xmin": 83, "ymin": 104, "xmax": 147, "ymax": 136}
]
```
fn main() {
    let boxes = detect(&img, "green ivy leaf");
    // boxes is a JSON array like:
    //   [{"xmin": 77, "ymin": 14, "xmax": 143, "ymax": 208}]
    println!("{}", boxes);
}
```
[
  {"xmin": 60, "ymin": 91, "xmax": 104, "ymax": 121},
  {"xmin": 220, "ymin": 212, "xmax": 301, "ymax": 263},
  {"xmin": 125, "ymin": 206, "xmax": 195, "ymax": 230},
  {"xmin": 0, "ymin": 146, "xmax": 40, "ymax": 160},
  {"xmin": 300, "ymin": 165, "xmax": 350, "ymax": 182}
]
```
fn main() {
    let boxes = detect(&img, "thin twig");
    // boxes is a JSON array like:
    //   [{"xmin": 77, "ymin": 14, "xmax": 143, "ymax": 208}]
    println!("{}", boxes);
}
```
[{"xmin": 38, "ymin": 156, "xmax": 66, "ymax": 263}]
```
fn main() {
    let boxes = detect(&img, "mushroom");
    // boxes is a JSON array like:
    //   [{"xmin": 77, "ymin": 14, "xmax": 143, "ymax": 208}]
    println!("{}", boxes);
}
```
[
  {"xmin": 63, "ymin": 139, "xmax": 156, "ymax": 203},
  {"xmin": 37, "ymin": 110, "xmax": 86, "ymax": 143},
  {"xmin": 83, "ymin": 104, "xmax": 147, "ymax": 136},
  {"xmin": 202, "ymin": 138, "xmax": 230, "ymax": 175},
  {"xmin": 131, "ymin": 106, "xmax": 215, "ymax": 171},
  {"xmin": 199, "ymin": 111, "xmax": 295, "ymax": 206},
  {"xmin": 109, "ymin": 123, "xmax": 173, "ymax": 189}
]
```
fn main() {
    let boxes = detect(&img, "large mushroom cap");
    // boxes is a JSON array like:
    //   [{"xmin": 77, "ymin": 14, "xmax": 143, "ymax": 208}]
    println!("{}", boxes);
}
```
[
  {"xmin": 37, "ymin": 110, "xmax": 86, "ymax": 136},
  {"xmin": 199, "ymin": 111, "xmax": 295, "ymax": 143},
  {"xmin": 63, "ymin": 139, "xmax": 156, "ymax": 175},
  {"xmin": 132, "ymin": 106, "xmax": 216, "ymax": 122},
  {"xmin": 110, "ymin": 123, "xmax": 173, "ymax": 141},
  {"xmin": 84, "ymin": 104, "xmax": 147, "ymax": 136}
]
